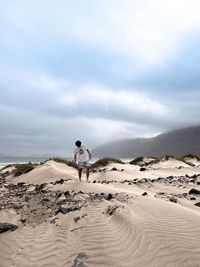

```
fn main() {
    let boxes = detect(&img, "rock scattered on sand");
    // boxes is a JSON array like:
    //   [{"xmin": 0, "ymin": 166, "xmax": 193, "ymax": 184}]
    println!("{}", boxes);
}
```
[
  {"xmin": 110, "ymin": 167, "xmax": 118, "ymax": 171},
  {"xmin": 142, "ymin": 192, "xmax": 148, "ymax": 196},
  {"xmin": 71, "ymin": 252, "xmax": 88, "ymax": 267},
  {"xmin": 106, "ymin": 205, "xmax": 118, "ymax": 216},
  {"xmin": 189, "ymin": 188, "xmax": 200, "ymax": 195},
  {"xmin": 0, "ymin": 176, "xmax": 128, "ymax": 226},
  {"xmin": 0, "ymin": 223, "xmax": 18, "ymax": 234},
  {"xmin": 194, "ymin": 202, "xmax": 200, "ymax": 207},
  {"xmin": 106, "ymin": 193, "xmax": 113, "ymax": 201},
  {"xmin": 74, "ymin": 216, "xmax": 81, "ymax": 222},
  {"xmin": 169, "ymin": 197, "xmax": 177, "ymax": 203},
  {"xmin": 57, "ymin": 206, "xmax": 82, "ymax": 215}
]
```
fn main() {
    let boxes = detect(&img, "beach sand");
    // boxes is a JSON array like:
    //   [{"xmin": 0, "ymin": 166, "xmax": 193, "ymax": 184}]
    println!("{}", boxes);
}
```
[{"xmin": 0, "ymin": 158, "xmax": 200, "ymax": 267}]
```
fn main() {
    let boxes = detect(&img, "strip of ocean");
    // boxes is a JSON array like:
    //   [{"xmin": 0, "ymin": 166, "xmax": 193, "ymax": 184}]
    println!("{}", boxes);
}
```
[{"xmin": 0, "ymin": 156, "xmax": 133, "ymax": 170}]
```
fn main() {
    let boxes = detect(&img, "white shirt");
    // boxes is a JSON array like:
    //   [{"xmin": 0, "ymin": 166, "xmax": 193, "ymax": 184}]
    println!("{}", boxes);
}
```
[{"xmin": 74, "ymin": 144, "xmax": 90, "ymax": 162}]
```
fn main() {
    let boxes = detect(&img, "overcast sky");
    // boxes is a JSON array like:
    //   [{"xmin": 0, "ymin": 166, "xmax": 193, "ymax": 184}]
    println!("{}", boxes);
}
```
[{"xmin": 1, "ymin": 0, "xmax": 200, "ymax": 156}]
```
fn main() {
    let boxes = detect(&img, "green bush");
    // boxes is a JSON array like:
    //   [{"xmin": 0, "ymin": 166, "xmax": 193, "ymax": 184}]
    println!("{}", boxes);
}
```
[
  {"xmin": 129, "ymin": 157, "xmax": 158, "ymax": 166},
  {"xmin": 12, "ymin": 163, "xmax": 36, "ymax": 177},
  {"xmin": 91, "ymin": 157, "xmax": 124, "ymax": 169},
  {"xmin": 129, "ymin": 157, "xmax": 144, "ymax": 165},
  {"xmin": 180, "ymin": 154, "xmax": 200, "ymax": 161},
  {"xmin": 51, "ymin": 157, "xmax": 78, "ymax": 169}
]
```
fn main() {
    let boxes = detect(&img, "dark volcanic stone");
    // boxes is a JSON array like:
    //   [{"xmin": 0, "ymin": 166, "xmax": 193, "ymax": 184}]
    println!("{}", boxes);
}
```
[
  {"xmin": 194, "ymin": 202, "xmax": 200, "ymax": 207},
  {"xmin": 54, "ymin": 179, "xmax": 65, "ymax": 185},
  {"xmin": 189, "ymin": 189, "xmax": 200, "ymax": 195},
  {"xmin": 140, "ymin": 167, "xmax": 147, "ymax": 171},
  {"xmin": 111, "ymin": 167, "xmax": 118, "ymax": 171},
  {"xmin": 35, "ymin": 183, "xmax": 47, "ymax": 191},
  {"xmin": 64, "ymin": 191, "xmax": 70, "ymax": 197},
  {"xmin": 57, "ymin": 206, "xmax": 80, "ymax": 214},
  {"xmin": 106, "ymin": 205, "xmax": 118, "ymax": 215},
  {"xmin": 142, "ymin": 192, "xmax": 148, "ymax": 196},
  {"xmin": 169, "ymin": 197, "xmax": 177, "ymax": 203},
  {"xmin": 106, "ymin": 193, "xmax": 113, "ymax": 201},
  {"xmin": 74, "ymin": 216, "xmax": 81, "ymax": 222},
  {"xmin": 0, "ymin": 223, "xmax": 18, "ymax": 234}
]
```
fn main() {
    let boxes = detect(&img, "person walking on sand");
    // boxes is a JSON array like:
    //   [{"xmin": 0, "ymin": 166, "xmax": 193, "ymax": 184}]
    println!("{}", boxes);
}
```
[{"xmin": 74, "ymin": 140, "xmax": 92, "ymax": 182}]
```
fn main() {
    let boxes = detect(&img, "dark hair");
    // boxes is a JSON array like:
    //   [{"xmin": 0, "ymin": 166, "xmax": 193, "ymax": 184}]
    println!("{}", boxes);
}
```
[{"xmin": 75, "ymin": 140, "xmax": 81, "ymax": 147}]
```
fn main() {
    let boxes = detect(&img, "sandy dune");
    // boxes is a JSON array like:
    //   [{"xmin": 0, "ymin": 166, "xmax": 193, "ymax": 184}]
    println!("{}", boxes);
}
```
[{"xmin": 1, "ymin": 158, "xmax": 200, "ymax": 267}]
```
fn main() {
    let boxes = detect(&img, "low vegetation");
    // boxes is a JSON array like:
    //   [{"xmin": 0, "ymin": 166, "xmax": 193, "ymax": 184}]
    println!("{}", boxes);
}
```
[
  {"xmin": 129, "ymin": 157, "xmax": 158, "ymax": 166},
  {"xmin": 129, "ymin": 154, "xmax": 200, "ymax": 167},
  {"xmin": 12, "ymin": 163, "xmax": 37, "ymax": 177},
  {"xmin": 129, "ymin": 157, "xmax": 145, "ymax": 165},
  {"xmin": 91, "ymin": 157, "xmax": 124, "ymax": 169},
  {"xmin": 51, "ymin": 157, "xmax": 78, "ymax": 169},
  {"xmin": 180, "ymin": 154, "xmax": 200, "ymax": 161}
]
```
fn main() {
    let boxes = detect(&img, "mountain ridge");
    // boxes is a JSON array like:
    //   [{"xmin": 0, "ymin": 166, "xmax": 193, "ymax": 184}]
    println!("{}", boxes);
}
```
[{"xmin": 92, "ymin": 126, "xmax": 200, "ymax": 157}]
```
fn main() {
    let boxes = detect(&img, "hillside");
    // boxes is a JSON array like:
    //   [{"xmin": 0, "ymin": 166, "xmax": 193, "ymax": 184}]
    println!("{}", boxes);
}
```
[{"xmin": 92, "ymin": 126, "xmax": 200, "ymax": 157}]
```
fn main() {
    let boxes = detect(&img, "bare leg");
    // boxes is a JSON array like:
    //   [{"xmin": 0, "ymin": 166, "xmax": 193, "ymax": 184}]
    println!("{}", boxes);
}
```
[
  {"xmin": 78, "ymin": 168, "xmax": 82, "ymax": 181},
  {"xmin": 86, "ymin": 166, "xmax": 90, "ymax": 182}
]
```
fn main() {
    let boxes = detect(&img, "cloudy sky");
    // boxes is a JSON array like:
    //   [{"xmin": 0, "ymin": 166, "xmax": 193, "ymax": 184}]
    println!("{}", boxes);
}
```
[{"xmin": 1, "ymin": 0, "xmax": 200, "ymax": 156}]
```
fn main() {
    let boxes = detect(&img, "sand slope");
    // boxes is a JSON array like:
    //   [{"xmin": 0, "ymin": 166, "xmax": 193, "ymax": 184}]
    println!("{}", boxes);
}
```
[{"xmin": 1, "ymin": 159, "xmax": 200, "ymax": 267}]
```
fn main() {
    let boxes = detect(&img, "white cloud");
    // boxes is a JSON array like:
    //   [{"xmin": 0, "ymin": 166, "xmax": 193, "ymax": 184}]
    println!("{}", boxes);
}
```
[
  {"xmin": 60, "ymin": 83, "xmax": 169, "ymax": 123},
  {"xmin": 2, "ymin": 0, "xmax": 200, "ymax": 68}
]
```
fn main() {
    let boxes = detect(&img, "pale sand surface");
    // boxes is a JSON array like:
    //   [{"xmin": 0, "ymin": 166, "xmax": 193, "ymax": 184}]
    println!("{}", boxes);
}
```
[{"xmin": 1, "ymin": 158, "xmax": 200, "ymax": 267}]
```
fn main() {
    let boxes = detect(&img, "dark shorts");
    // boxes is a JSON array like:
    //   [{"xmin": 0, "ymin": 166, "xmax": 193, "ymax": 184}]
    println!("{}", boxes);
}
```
[{"xmin": 78, "ymin": 160, "xmax": 90, "ymax": 168}]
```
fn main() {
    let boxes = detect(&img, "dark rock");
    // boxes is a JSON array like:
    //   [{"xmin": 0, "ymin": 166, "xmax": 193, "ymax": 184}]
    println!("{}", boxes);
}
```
[
  {"xmin": 92, "ymin": 180, "xmax": 96, "ymax": 183},
  {"xmin": 190, "ymin": 197, "xmax": 196, "ymax": 200},
  {"xmin": 106, "ymin": 193, "xmax": 113, "ymax": 201},
  {"xmin": 142, "ymin": 192, "xmax": 148, "ymax": 196},
  {"xmin": 57, "ymin": 192, "xmax": 62, "ymax": 198},
  {"xmin": 194, "ymin": 202, "xmax": 200, "ymax": 207},
  {"xmin": 139, "ymin": 178, "xmax": 148, "ymax": 183},
  {"xmin": 111, "ymin": 167, "xmax": 118, "ymax": 171},
  {"xmin": 57, "ymin": 206, "xmax": 80, "ymax": 215},
  {"xmin": 106, "ymin": 205, "xmax": 118, "ymax": 215},
  {"xmin": 0, "ymin": 223, "xmax": 18, "ymax": 234},
  {"xmin": 50, "ymin": 218, "xmax": 58, "ymax": 224},
  {"xmin": 17, "ymin": 182, "xmax": 26, "ymax": 187},
  {"xmin": 35, "ymin": 183, "xmax": 47, "ymax": 191},
  {"xmin": 74, "ymin": 216, "xmax": 81, "ymax": 222},
  {"xmin": 140, "ymin": 167, "xmax": 147, "ymax": 171},
  {"xmin": 64, "ymin": 191, "xmax": 70, "ymax": 197},
  {"xmin": 192, "ymin": 174, "xmax": 197, "ymax": 178},
  {"xmin": 169, "ymin": 197, "xmax": 177, "ymax": 203},
  {"xmin": 24, "ymin": 196, "xmax": 29, "ymax": 202},
  {"xmin": 189, "ymin": 188, "xmax": 200, "ymax": 195},
  {"xmin": 54, "ymin": 179, "xmax": 65, "ymax": 185},
  {"xmin": 121, "ymin": 169, "xmax": 124, "ymax": 171}
]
